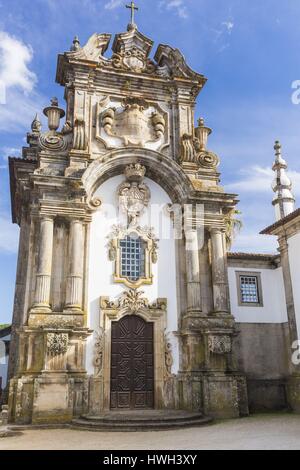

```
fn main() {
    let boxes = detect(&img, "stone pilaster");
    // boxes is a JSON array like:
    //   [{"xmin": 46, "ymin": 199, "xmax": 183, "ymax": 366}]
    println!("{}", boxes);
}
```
[
  {"xmin": 65, "ymin": 220, "xmax": 84, "ymax": 312},
  {"xmin": 210, "ymin": 228, "xmax": 229, "ymax": 314},
  {"xmin": 31, "ymin": 217, "xmax": 54, "ymax": 313},
  {"xmin": 278, "ymin": 236, "xmax": 298, "ymax": 346},
  {"xmin": 185, "ymin": 229, "xmax": 202, "ymax": 314}
]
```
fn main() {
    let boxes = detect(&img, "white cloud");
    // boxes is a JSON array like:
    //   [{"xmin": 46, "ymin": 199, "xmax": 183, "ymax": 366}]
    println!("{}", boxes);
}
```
[
  {"xmin": 0, "ymin": 88, "xmax": 44, "ymax": 133},
  {"xmin": 1, "ymin": 146, "xmax": 21, "ymax": 159},
  {"xmin": 0, "ymin": 216, "xmax": 19, "ymax": 253},
  {"xmin": 160, "ymin": 0, "xmax": 188, "ymax": 19},
  {"xmin": 227, "ymin": 165, "xmax": 300, "ymax": 197},
  {"xmin": 0, "ymin": 32, "xmax": 44, "ymax": 133},
  {"xmin": 231, "ymin": 232, "xmax": 277, "ymax": 254},
  {"xmin": 0, "ymin": 31, "xmax": 37, "ymax": 94},
  {"xmin": 222, "ymin": 21, "xmax": 234, "ymax": 34},
  {"xmin": 104, "ymin": 0, "xmax": 123, "ymax": 10}
]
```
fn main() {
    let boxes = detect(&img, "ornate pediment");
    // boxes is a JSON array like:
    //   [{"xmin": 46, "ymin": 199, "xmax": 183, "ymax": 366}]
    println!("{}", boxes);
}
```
[
  {"xmin": 111, "ymin": 25, "xmax": 155, "ymax": 74},
  {"xmin": 154, "ymin": 45, "xmax": 207, "ymax": 83},
  {"xmin": 96, "ymin": 96, "xmax": 169, "ymax": 151},
  {"xmin": 56, "ymin": 27, "xmax": 206, "ymax": 90}
]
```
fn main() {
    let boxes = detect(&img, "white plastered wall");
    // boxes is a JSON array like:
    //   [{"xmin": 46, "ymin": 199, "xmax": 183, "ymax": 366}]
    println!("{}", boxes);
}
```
[
  {"xmin": 86, "ymin": 175, "xmax": 179, "ymax": 375},
  {"xmin": 288, "ymin": 232, "xmax": 300, "ymax": 339},
  {"xmin": 0, "ymin": 333, "xmax": 10, "ymax": 389},
  {"xmin": 228, "ymin": 267, "xmax": 288, "ymax": 323}
]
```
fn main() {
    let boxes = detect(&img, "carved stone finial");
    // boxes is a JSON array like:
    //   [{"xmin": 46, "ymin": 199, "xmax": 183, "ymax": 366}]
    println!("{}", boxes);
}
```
[
  {"xmin": 195, "ymin": 117, "xmax": 212, "ymax": 151},
  {"xmin": 51, "ymin": 97, "xmax": 59, "ymax": 107},
  {"xmin": 43, "ymin": 98, "xmax": 65, "ymax": 132},
  {"xmin": 31, "ymin": 113, "xmax": 41, "ymax": 134},
  {"xmin": 70, "ymin": 36, "xmax": 81, "ymax": 51}
]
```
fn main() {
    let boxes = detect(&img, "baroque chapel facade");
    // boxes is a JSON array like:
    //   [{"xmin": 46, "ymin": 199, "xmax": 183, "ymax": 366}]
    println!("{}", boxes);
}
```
[{"xmin": 5, "ymin": 16, "xmax": 300, "ymax": 425}]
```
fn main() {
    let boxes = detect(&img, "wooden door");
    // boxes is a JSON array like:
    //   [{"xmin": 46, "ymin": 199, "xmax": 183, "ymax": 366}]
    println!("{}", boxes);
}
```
[{"xmin": 110, "ymin": 315, "xmax": 154, "ymax": 409}]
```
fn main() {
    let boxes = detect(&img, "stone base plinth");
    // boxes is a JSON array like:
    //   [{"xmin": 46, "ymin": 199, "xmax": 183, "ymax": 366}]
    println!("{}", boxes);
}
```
[
  {"xmin": 178, "ymin": 372, "xmax": 248, "ymax": 419},
  {"xmin": 8, "ymin": 373, "xmax": 89, "ymax": 425},
  {"xmin": 286, "ymin": 375, "xmax": 300, "ymax": 412}
]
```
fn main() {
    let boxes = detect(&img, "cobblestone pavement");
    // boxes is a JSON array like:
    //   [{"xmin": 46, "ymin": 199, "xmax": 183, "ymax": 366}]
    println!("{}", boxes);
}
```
[{"xmin": 1, "ymin": 414, "xmax": 300, "ymax": 450}]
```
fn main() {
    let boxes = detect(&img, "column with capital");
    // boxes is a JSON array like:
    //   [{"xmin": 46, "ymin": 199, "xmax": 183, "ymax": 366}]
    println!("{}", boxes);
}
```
[
  {"xmin": 185, "ymin": 229, "xmax": 202, "ymax": 314},
  {"xmin": 184, "ymin": 204, "xmax": 203, "ymax": 315},
  {"xmin": 65, "ymin": 220, "xmax": 84, "ymax": 312},
  {"xmin": 31, "ymin": 217, "xmax": 54, "ymax": 312},
  {"xmin": 210, "ymin": 227, "xmax": 229, "ymax": 314}
]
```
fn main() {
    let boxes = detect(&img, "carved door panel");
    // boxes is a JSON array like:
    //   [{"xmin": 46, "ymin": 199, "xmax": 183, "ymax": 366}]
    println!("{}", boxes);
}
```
[{"xmin": 110, "ymin": 315, "xmax": 154, "ymax": 409}]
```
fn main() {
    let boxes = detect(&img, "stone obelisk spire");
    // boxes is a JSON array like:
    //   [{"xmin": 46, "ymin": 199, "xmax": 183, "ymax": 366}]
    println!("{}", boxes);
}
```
[{"xmin": 272, "ymin": 140, "xmax": 295, "ymax": 221}]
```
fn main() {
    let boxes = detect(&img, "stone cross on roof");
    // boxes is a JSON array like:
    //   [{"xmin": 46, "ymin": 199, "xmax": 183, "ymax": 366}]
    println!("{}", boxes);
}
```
[{"xmin": 126, "ymin": 1, "xmax": 139, "ymax": 26}]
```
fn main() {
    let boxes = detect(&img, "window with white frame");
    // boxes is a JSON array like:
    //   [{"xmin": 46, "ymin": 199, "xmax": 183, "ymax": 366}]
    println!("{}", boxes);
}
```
[{"xmin": 236, "ymin": 271, "xmax": 263, "ymax": 307}]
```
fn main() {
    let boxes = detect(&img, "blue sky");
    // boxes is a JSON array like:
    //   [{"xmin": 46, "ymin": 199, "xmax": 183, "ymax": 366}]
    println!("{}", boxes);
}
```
[{"xmin": 1, "ymin": 0, "xmax": 300, "ymax": 323}]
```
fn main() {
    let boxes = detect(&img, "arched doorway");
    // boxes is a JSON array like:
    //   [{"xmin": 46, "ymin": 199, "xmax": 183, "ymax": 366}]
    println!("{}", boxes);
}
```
[{"xmin": 110, "ymin": 315, "xmax": 154, "ymax": 410}]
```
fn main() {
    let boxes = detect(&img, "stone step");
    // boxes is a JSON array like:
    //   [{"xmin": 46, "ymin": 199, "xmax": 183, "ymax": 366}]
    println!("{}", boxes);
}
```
[
  {"xmin": 71, "ymin": 413, "xmax": 213, "ymax": 432},
  {"xmin": 79, "ymin": 411, "xmax": 205, "ymax": 425}
]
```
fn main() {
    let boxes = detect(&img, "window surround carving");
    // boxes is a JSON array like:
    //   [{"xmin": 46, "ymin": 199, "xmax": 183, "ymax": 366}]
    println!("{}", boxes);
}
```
[{"xmin": 108, "ymin": 224, "xmax": 158, "ymax": 288}]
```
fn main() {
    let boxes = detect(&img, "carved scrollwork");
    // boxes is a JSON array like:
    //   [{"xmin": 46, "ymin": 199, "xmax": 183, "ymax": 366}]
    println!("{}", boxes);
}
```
[
  {"xmin": 181, "ymin": 134, "xmax": 195, "ymax": 163},
  {"xmin": 100, "ymin": 290, "xmax": 167, "ymax": 314},
  {"xmin": 99, "ymin": 97, "xmax": 166, "ymax": 149},
  {"xmin": 73, "ymin": 118, "xmax": 87, "ymax": 150},
  {"xmin": 93, "ymin": 328, "xmax": 104, "ymax": 377},
  {"xmin": 111, "ymin": 47, "xmax": 156, "ymax": 74},
  {"xmin": 118, "ymin": 164, "xmax": 151, "ymax": 227},
  {"xmin": 180, "ymin": 134, "xmax": 220, "ymax": 169},
  {"xmin": 198, "ymin": 151, "xmax": 220, "ymax": 169},
  {"xmin": 119, "ymin": 289, "xmax": 148, "ymax": 313},
  {"xmin": 164, "ymin": 332, "xmax": 174, "ymax": 377},
  {"xmin": 46, "ymin": 333, "xmax": 68, "ymax": 356},
  {"xmin": 39, "ymin": 132, "xmax": 70, "ymax": 152}
]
